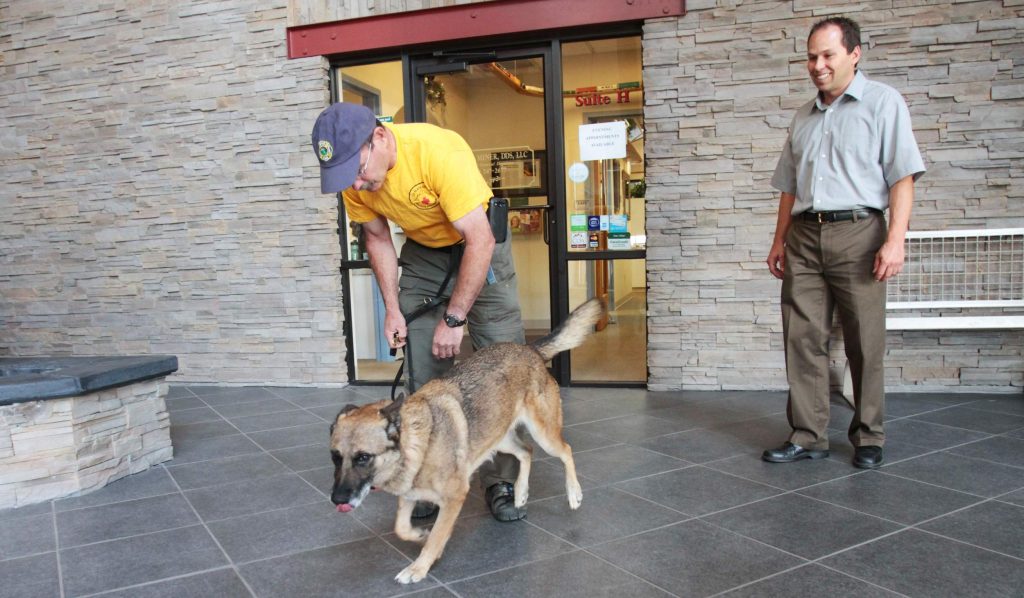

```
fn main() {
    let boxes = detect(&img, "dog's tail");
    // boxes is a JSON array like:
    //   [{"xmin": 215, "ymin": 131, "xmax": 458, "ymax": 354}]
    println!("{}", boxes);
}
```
[{"xmin": 531, "ymin": 298, "xmax": 606, "ymax": 362}]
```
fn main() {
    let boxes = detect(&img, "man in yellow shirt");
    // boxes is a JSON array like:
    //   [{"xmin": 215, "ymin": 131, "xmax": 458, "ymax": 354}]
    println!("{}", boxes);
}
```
[{"xmin": 312, "ymin": 102, "xmax": 526, "ymax": 521}]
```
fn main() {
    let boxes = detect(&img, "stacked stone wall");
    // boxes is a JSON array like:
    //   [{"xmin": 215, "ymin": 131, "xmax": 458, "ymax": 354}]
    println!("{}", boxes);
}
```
[
  {"xmin": 0, "ymin": 1, "xmax": 341, "ymax": 384},
  {"xmin": 644, "ymin": 0, "xmax": 1023, "ymax": 391}
]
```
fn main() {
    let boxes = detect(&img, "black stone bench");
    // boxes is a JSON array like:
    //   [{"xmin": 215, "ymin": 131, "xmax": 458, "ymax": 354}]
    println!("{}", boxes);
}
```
[
  {"xmin": 0, "ymin": 355, "xmax": 179, "ymax": 509},
  {"xmin": 0, "ymin": 355, "xmax": 178, "ymax": 405}
]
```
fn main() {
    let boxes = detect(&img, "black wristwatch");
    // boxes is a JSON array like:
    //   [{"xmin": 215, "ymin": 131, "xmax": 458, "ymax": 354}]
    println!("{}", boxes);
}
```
[{"xmin": 443, "ymin": 312, "xmax": 467, "ymax": 328}]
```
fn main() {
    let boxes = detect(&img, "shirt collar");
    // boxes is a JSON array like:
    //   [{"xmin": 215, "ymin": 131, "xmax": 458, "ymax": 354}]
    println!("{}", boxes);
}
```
[{"xmin": 814, "ymin": 70, "xmax": 867, "ymax": 111}]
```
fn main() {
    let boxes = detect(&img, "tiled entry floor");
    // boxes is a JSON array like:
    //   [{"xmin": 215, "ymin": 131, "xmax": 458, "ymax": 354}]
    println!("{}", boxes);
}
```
[{"xmin": 2, "ymin": 386, "xmax": 1023, "ymax": 597}]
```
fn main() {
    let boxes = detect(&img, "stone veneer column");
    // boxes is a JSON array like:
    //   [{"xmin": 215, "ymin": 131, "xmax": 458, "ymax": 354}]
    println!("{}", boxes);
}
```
[{"xmin": 0, "ymin": 379, "xmax": 172, "ymax": 509}]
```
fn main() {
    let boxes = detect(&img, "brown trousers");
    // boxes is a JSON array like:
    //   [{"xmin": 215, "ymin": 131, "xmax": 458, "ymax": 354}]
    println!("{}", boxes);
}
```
[{"xmin": 782, "ymin": 212, "xmax": 888, "ymax": 450}]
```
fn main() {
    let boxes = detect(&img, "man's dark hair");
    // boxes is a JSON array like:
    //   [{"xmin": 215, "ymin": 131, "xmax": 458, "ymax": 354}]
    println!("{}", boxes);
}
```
[{"xmin": 809, "ymin": 16, "xmax": 861, "ymax": 53}]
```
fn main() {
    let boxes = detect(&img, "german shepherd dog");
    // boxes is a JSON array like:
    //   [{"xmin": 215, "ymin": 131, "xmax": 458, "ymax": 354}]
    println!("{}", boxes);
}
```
[{"xmin": 329, "ymin": 298, "xmax": 605, "ymax": 584}]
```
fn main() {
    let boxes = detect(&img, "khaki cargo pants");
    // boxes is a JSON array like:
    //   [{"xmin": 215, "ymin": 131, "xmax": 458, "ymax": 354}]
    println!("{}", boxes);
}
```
[{"xmin": 398, "ymin": 228, "xmax": 525, "ymax": 489}]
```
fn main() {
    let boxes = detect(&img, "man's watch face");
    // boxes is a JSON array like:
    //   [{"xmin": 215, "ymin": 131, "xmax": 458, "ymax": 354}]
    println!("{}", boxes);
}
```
[{"xmin": 444, "ymin": 313, "xmax": 466, "ymax": 327}]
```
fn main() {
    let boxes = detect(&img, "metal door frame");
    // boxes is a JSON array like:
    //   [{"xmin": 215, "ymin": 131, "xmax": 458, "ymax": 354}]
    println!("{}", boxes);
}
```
[
  {"xmin": 406, "ymin": 43, "xmax": 574, "ymax": 383},
  {"xmin": 331, "ymin": 24, "xmax": 644, "ymax": 386}
]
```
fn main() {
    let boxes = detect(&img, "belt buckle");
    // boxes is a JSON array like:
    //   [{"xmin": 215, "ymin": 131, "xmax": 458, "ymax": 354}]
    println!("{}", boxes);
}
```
[{"xmin": 817, "ymin": 212, "xmax": 826, "ymax": 224}]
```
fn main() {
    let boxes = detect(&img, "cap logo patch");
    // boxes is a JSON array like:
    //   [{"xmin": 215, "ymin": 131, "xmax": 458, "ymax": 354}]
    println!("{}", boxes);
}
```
[
  {"xmin": 409, "ymin": 183, "xmax": 439, "ymax": 210},
  {"xmin": 318, "ymin": 140, "xmax": 333, "ymax": 162}
]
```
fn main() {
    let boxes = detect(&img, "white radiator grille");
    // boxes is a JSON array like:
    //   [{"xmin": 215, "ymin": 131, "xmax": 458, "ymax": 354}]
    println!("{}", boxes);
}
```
[{"xmin": 887, "ymin": 229, "xmax": 1024, "ymax": 309}]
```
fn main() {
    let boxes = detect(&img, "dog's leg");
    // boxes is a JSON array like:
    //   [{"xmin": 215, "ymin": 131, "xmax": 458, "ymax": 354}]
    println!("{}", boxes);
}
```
[
  {"xmin": 524, "ymin": 379, "xmax": 583, "ymax": 510},
  {"xmin": 394, "ymin": 497, "xmax": 429, "ymax": 544},
  {"xmin": 395, "ymin": 492, "xmax": 467, "ymax": 584},
  {"xmin": 496, "ymin": 431, "xmax": 532, "ymax": 508}
]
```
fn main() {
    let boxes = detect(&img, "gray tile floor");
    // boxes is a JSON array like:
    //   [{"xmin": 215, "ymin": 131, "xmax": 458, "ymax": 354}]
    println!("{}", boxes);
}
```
[{"xmin": 3, "ymin": 386, "xmax": 1023, "ymax": 597}]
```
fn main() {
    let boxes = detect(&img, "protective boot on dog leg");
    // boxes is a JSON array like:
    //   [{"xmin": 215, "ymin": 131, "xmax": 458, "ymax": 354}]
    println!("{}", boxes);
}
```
[
  {"xmin": 411, "ymin": 501, "xmax": 438, "ymax": 519},
  {"xmin": 481, "ymin": 451, "xmax": 525, "ymax": 521}
]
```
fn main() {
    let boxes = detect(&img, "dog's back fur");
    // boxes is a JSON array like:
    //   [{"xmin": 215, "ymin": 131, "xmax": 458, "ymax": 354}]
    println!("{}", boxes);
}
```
[{"xmin": 329, "ymin": 298, "xmax": 605, "ymax": 583}]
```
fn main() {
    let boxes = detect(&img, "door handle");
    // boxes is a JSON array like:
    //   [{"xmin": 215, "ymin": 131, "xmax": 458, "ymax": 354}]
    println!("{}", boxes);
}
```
[{"xmin": 542, "ymin": 206, "xmax": 550, "ymax": 246}]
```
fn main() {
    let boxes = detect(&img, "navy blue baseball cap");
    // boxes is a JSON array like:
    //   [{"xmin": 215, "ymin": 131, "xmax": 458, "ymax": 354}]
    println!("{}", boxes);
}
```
[{"xmin": 311, "ymin": 103, "xmax": 377, "ymax": 193}]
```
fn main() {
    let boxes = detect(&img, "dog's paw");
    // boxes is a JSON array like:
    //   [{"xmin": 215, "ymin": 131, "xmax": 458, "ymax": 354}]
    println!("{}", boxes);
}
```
[
  {"xmin": 395, "ymin": 561, "xmax": 429, "ymax": 584},
  {"xmin": 567, "ymin": 482, "xmax": 583, "ymax": 510}
]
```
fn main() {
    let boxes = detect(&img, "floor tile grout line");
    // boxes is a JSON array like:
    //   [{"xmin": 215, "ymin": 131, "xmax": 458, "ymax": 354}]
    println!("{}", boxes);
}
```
[
  {"xmin": 578, "ymin": 515, "xmax": 707, "ymax": 553},
  {"xmin": 0, "ymin": 549, "xmax": 61, "ymax": 565},
  {"xmin": 702, "ymin": 460, "xmax": 856, "ymax": 493},
  {"xmin": 172, "ymin": 413, "xmax": 330, "ymax": 436},
  {"xmin": 590, "ymin": 483, "xmax": 703, "ymax": 519},
  {"xmin": 793, "ymin": 472, "xmax": 986, "ymax": 520},
  {"xmin": 51, "ymin": 499, "xmax": 66, "ymax": 598},
  {"xmin": 204, "ymin": 395, "xmax": 308, "ymax": 419},
  {"xmin": 959, "ymin": 404, "xmax": 1024, "ymax": 419},
  {"xmin": 72, "ymin": 566, "xmax": 245, "ymax": 598},
  {"xmin": 882, "ymin": 398, "xmax": 987, "ymax": 420},
  {"xmin": 54, "ymin": 518, "xmax": 214, "ymax": 552},
  {"xmin": 892, "ymin": 408, "xmax": 1012, "ymax": 436},
  {"xmin": 192, "ymin": 494, "xmax": 325, "ymax": 527},
  {"xmin": 223, "ymin": 529, "xmax": 380, "ymax": 569},
  {"xmin": 875, "ymin": 450, "xmax": 1024, "ymax": 497},
  {"xmin": 940, "ymin": 446, "xmax": 1024, "ymax": 471},
  {"xmin": 992, "ymin": 486, "xmax": 1024, "ymax": 502},
  {"xmin": 427, "ymin": 534, "xmax": 685, "ymax": 598},
  {"xmin": 910, "ymin": 524, "xmax": 1024, "ymax": 563},
  {"xmin": 51, "ymin": 484, "xmax": 183, "ymax": 515},
  {"xmin": 813, "ymin": 560, "xmax": 916, "ymax": 598},
  {"xmin": 163, "ymin": 462, "xmax": 261, "ymax": 598},
  {"xmin": 166, "ymin": 436, "xmax": 323, "ymax": 470},
  {"xmin": 568, "ymin": 549, "xmax": 688, "ymax": 598},
  {"xmin": 799, "ymin": 526, "xmax": 912, "ymax": 568},
  {"xmin": 686, "ymin": 516, "xmax": 817, "ymax": 563},
  {"xmin": 785, "ymin": 486, "xmax": 956, "ymax": 529},
  {"xmin": 706, "ymin": 560, "xmax": 912, "ymax": 598},
  {"xmin": 702, "ymin": 459, "xmax": 868, "ymax": 494}
]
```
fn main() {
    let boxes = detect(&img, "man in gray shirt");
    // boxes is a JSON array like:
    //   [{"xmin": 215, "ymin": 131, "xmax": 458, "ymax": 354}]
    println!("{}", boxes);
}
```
[{"xmin": 763, "ymin": 16, "xmax": 925, "ymax": 469}]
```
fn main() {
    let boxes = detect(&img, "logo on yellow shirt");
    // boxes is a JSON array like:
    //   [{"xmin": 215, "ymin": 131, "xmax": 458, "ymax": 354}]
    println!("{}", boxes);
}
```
[{"xmin": 409, "ymin": 182, "xmax": 439, "ymax": 210}]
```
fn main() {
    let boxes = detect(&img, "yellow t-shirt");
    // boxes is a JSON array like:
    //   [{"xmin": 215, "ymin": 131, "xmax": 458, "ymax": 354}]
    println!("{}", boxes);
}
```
[{"xmin": 342, "ymin": 123, "xmax": 492, "ymax": 248}]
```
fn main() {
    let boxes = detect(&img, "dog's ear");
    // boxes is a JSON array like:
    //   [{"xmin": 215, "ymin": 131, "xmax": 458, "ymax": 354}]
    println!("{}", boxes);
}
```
[
  {"xmin": 380, "ymin": 393, "xmax": 405, "ymax": 442},
  {"xmin": 331, "ymin": 404, "xmax": 359, "ymax": 436}
]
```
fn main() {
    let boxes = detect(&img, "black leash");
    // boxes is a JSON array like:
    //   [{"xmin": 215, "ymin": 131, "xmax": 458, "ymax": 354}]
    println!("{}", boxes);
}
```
[{"xmin": 389, "ymin": 243, "xmax": 464, "ymax": 401}]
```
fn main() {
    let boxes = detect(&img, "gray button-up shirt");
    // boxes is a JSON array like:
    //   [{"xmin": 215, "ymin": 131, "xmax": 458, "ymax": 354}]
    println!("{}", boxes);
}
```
[{"xmin": 771, "ymin": 71, "xmax": 926, "ymax": 214}]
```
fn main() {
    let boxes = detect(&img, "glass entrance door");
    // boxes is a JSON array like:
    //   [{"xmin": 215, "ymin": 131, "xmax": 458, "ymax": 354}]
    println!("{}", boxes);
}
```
[
  {"xmin": 560, "ymin": 36, "xmax": 647, "ymax": 384},
  {"xmin": 337, "ymin": 35, "xmax": 646, "ymax": 386},
  {"xmin": 411, "ymin": 51, "xmax": 555, "ymax": 364}
]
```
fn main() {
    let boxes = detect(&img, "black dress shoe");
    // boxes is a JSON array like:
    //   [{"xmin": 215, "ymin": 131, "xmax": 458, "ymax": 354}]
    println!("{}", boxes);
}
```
[
  {"xmin": 853, "ymin": 445, "xmax": 884, "ymax": 469},
  {"xmin": 411, "ymin": 501, "xmax": 438, "ymax": 518},
  {"xmin": 485, "ymin": 482, "xmax": 525, "ymax": 522},
  {"xmin": 762, "ymin": 441, "xmax": 829, "ymax": 463}
]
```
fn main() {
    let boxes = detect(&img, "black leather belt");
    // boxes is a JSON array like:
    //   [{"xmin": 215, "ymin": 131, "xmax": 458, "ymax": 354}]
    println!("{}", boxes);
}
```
[
  {"xmin": 407, "ymin": 238, "xmax": 461, "ymax": 253},
  {"xmin": 800, "ymin": 208, "xmax": 880, "ymax": 224}
]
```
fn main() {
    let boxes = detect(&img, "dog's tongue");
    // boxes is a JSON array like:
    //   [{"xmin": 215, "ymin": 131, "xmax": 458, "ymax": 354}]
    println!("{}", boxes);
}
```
[{"xmin": 337, "ymin": 503, "xmax": 353, "ymax": 513}]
